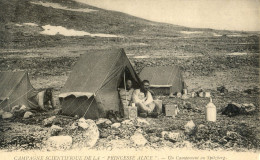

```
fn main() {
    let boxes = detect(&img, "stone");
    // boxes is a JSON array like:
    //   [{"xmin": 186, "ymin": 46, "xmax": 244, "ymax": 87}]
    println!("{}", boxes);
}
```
[
  {"xmin": 161, "ymin": 131, "xmax": 183, "ymax": 142},
  {"xmin": 95, "ymin": 118, "xmax": 112, "ymax": 125},
  {"xmin": 43, "ymin": 116, "xmax": 56, "ymax": 126},
  {"xmin": 19, "ymin": 105, "xmax": 28, "ymax": 111},
  {"xmin": 181, "ymin": 94, "xmax": 189, "ymax": 100},
  {"xmin": 121, "ymin": 120, "xmax": 134, "ymax": 125},
  {"xmin": 11, "ymin": 105, "xmax": 20, "ymax": 113},
  {"xmin": 184, "ymin": 120, "xmax": 195, "ymax": 134},
  {"xmin": 198, "ymin": 92, "xmax": 204, "ymax": 97},
  {"xmin": 130, "ymin": 133, "xmax": 147, "ymax": 146},
  {"xmin": 205, "ymin": 92, "xmax": 211, "ymax": 98},
  {"xmin": 78, "ymin": 117, "xmax": 89, "ymax": 129},
  {"xmin": 177, "ymin": 92, "xmax": 182, "ymax": 98},
  {"xmin": 191, "ymin": 92, "xmax": 196, "ymax": 98},
  {"xmin": 111, "ymin": 123, "xmax": 121, "ymax": 129},
  {"xmin": 52, "ymin": 108, "xmax": 62, "ymax": 115},
  {"xmin": 45, "ymin": 136, "xmax": 72, "ymax": 150},
  {"xmin": 2, "ymin": 112, "xmax": 13, "ymax": 119},
  {"xmin": 50, "ymin": 125, "xmax": 63, "ymax": 136},
  {"xmin": 69, "ymin": 122, "xmax": 78, "ymax": 130},
  {"xmin": 135, "ymin": 118, "xmax": 150, "ymax": 126},
  {"xmin": 23, "ymin": 111, "xmax": 33, "ymax": 119}
]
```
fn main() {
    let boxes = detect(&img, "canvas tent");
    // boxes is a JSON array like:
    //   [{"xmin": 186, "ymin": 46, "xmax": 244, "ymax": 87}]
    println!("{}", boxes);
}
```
[
  {"xmin": 59, "ymin": 48, "xmax": 141, "ymax": 119},
  {"xmin": 0, "ymin": 71, "xmax": 37, "ymax": 111},
  {"xmin": 139, "ymin": 66, "xmax": 186, "ymax": 95}
]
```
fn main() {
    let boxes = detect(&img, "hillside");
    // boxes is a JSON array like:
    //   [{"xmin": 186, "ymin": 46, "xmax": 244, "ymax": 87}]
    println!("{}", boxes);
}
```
[{"xmin": 0, "ymin": 0, "xmax": 259, "ymax": 153}]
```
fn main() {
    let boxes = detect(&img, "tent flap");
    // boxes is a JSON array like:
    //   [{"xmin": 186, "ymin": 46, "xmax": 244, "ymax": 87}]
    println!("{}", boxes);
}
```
[{"xmin": 59, "ymin": 92, "xmax": 94, "ymax": 98}]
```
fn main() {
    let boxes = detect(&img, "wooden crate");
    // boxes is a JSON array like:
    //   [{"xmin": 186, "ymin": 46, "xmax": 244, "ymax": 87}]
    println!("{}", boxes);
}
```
[
  {"xmin": 165, "ymin": 104, "xmax": 178, "ymax": 117},
  {"xmin": 124, "ymin": 106, "xmax": 137, "ymax": 119}
]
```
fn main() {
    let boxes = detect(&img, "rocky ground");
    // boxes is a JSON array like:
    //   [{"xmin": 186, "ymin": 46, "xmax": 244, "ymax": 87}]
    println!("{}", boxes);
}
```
[{"xmin": 0, "ymin": 0, "xmax": 259, "ymax": 154}]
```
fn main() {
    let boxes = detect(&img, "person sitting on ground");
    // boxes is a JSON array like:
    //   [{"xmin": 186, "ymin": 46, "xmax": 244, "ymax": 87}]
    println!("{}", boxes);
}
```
[
  {"xmin": 132, "ymin": 80, "xmax": 160, "ymax": 118},
  {"xmin": 29, "ymin": 88, "xmax": 55, "ymax": 111},
  {"xmin": 118, "ymin": 79, "xmax": 135, "ymax": 107}
]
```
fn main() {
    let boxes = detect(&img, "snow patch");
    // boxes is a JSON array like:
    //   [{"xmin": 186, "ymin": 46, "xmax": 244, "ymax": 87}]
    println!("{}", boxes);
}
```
[
  {"xmin": 227, "ymin": 52, "xmax": 247, "ymax": 56},
  {"xmin": 23, "ymin": 23, "xmax": 38, "ymax": 26},
  {"xmin": 31, "ymin": 1, "xmax": 96, "ymax": 13},
  {"xmin": 133, "ymin": 55, "xmax": 150, "ymax": 59},
  {"xmin": 212, "ymin": 33, "xmax": 222, "ymax": 37},
  {"xmin": 180, "ymin": 31, "xmax": 203, "ymax": 34},
  {"xmin": 40, "ymin": 25, "xmax": 119, "ymax": 37}
]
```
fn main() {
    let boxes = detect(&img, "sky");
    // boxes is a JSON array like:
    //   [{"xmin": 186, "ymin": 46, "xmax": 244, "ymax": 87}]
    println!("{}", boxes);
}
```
[{"xmin": 75, "ymin": 0, "xmax": 260, "ymax": 31}]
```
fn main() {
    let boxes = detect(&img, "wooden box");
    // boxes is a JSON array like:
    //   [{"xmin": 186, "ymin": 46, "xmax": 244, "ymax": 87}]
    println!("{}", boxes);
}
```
[
  {"xmin": 124, "ymin": 106, "xmax": 137, "ymax": 119},
  {"xmin": 165, "ymin": 104, "xmax": 178, "ymax": 117}
]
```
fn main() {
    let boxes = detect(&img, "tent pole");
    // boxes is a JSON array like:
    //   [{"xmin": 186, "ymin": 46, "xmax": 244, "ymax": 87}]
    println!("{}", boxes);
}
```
[{"xmin": 123, "ymin": 70, "xmax": 127, "ymax": 106}]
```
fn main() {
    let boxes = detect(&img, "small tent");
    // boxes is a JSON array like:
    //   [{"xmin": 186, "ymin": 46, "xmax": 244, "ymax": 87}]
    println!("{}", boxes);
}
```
[
  {"xmin": 59, "ymin": 48, "xmax": 141, "ymax": 119},
  {"xmin": 139, "ymin": 66, "xmax": 186, "ymax": 95},
  {"xmin": 0, "ymin": 71, "xmax": 37, "ymax": 111}
]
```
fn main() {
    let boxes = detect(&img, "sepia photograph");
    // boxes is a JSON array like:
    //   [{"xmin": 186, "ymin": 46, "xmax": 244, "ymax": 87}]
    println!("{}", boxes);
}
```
[{"xmin": 0, "ymin": 0, "xmax": 259, "ymax": 159}]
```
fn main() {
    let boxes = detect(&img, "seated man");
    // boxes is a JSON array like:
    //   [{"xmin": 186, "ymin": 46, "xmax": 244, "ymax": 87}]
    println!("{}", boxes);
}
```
[
  {"xmin": 132, "ymin": 80, "xmax": 160, "ymax": 118},
  {"xmin": 118, "ymin": 79, "xmax": 134, "ymax": 107}
]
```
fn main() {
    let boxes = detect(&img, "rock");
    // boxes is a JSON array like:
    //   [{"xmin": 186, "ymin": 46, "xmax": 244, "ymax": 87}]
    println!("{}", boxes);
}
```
[
  {"xmin": 45, "ymin": 136, "xmax": 72, "ymax": 150},
  {"xmin": 191, "ymin": 92, "xmax": 196, "ymax": 98},
  {"xmin": 198, "ymin": 92, "xmax": 204, "ymax": 97},
  {"xmin": 181, "ymin": 94, "xmax": 189, "ymax": 100},
  {"xmin": 52, "ymin": 108, "xmax": 62, "ymax": 115},
  {"xmin": 77, "ymin": 118, "xmax": 99, "ymax": 148},
  {"xmin": 149, "ymin": 136, "xmax": 160, "ymax": 143},
  {"xmin": 43, "ymin": 116, "xmax": 56, "ymax": 126},
  {"xmin": 130, "ymin": 133, "xmax": 147, "ymax": 146},
  {"xmin": 2, "ymin": 112, "xmax": 13, "ymax": 119},
  {"xmin": 121, "ymin": 120, "xmax": 134, "ymax": 125},
  {"xmin": 242, "ymin": 103, "xmax": 256, "ymax": 113},
  {"xmin": 111, "ymin": 123, "xmax": 121, "ymax": 129},
  {"xmin": 19, "ymin": 105, "xmax": 28, "ymax": 111},
  {"xmin": 184, "ymin": 120, "xmax": 195, "ymax": 134},
  {"xmin": 135, "ymin": 118, "xmax": 150, "ymax": 126},
  {"xmin": 95, "ymin": 118, "xmax": 112, "ymax": 125},
  {"xmin": 11, "ymin": 105, "xmax": 20, "ymax": 113},
  {"xmin": 198, "ymin": 124, "xmax": 206, "ymax": 130},
  {"xmin": 205, "ymin": 92, "xmax": 211, "ymax": 98},
  {"xmin": 69, "ymin": 122, "xmax": 78, "ymax": 130},
  {"xmin": 23, "ymin": 111, "xmax": 33, "ymax": 119},
  {"xmin": 78, "ymin": 117, "xmax": 90, "ymax": 129},
  {"xmin": 161, "ymin": 131, "xmax": 183, "ymax": 142},
  {"xmin": 50, "ymin": 125, "xmax": 63, "ymax": 136},
  {"xmin": 177, "ymin": 92, "xmax": 182, "ymax": 98}
]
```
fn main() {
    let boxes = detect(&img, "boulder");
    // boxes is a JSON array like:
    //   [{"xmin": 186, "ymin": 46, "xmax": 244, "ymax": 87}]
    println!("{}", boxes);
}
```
[
  {"xmin": 111, "ymin": 123, "xmax": 121, "ymax": 129},
  {"xmin": 2, "ymin": 112, "xmax": 13, "ymax": 119},
  {"xmin": 130, "ymin": 133, "xmax": 147, "ymax": 146},
  {"xmin": 45, "ymin": 136, "xmax": 72, "ymax": 150},
  {"xmin": 77, "ymin": 118, "xmax": 99, "ymax": 148},
  {"xmin": 242, "ymin": 103, "xmax": 256, "ymax": 113},
  {"xmin": 23, "ymin": 111, "xmax": 33, "ymax": 119},
  {"xmin": 184, "ymin": 120, "xmax": 195, "ymax": 134},
  {"xmin": 43, "ymin": 116, "xmax": 56, "ymax": 126},
  {"xmin": 50, "ymin": 125, "xmax": 63, "ymax": 136}
]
